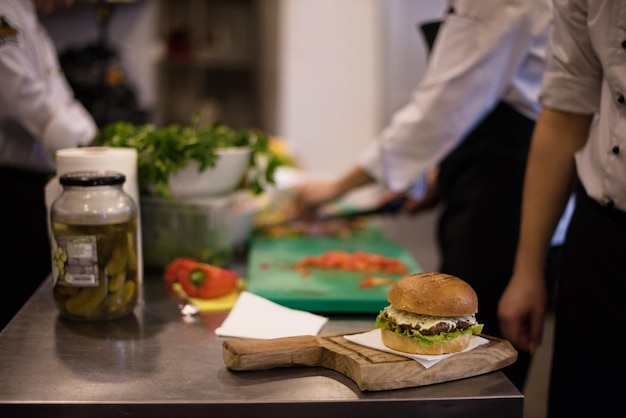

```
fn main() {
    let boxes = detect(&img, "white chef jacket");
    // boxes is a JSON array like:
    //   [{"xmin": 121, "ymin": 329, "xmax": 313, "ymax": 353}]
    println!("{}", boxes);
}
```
[
  {"xmin": 0, "ymin": 0, "xmax": 96, "ymax": 173},
  {"xmin": 357, "ymin": 0, "xmax": 552, "ymax": 193},
  {"xmin": 541, "ymin": 0, "xmax": 626, "ymax": 213}
]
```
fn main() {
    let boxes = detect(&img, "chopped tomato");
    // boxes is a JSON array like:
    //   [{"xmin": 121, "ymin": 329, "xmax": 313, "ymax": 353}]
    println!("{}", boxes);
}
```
[
  {"xmin": 359, "ymin": 277, "xmax": 394, "ymax": 289},
  {"xmin": 292, "ymin": 250, "xmax": 408, "ymax": 275}
]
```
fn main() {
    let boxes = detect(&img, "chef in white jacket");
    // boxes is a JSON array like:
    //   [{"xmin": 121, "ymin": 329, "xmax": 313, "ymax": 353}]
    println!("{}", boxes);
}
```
[
  {"xmin": 0, "ymin": 0, "xmax": 97, "ymax": 330},
  {"xmin": 291, "ymin": 0, "xmax": 571, "ymax": 392}
]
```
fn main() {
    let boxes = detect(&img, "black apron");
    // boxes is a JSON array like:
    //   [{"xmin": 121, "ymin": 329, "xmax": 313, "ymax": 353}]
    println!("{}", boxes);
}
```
[
  {"xmin": 0, "ymin": 167, "xmax": 51, "ymax": 330},
  {"xmin": 548, "ymin": 183, "xmax": 626, "ymax": 417}
]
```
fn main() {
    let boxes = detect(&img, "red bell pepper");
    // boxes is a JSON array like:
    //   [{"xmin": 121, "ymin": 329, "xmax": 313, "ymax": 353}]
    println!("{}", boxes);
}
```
[
  {"xmin": 163, "ymin": 257, "xmax": 198, "ymax": 283},
  {"xmin": 174, "ymin": 260, "xmax": 238, "ymax": 299}
]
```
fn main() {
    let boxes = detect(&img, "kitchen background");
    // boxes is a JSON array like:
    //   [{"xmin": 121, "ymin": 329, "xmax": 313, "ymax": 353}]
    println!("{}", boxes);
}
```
[
  {"xmin": 41, "ymin": 0, "xmax": 445, "ymax": 269},
  {"xmin": 41, "ymin": 2, "xmax": 551, "ymax": 417}
]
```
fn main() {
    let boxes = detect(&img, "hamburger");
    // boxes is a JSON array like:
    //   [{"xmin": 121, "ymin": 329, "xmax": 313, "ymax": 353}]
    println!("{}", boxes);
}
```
[{"xmin": 375, "ymin": 272, "xmax": 483, "ymax": 355}]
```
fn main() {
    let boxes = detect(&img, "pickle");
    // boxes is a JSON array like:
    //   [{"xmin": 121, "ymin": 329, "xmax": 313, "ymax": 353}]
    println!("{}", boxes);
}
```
[
  {"xmin": 64, "ymin": 279, "xmax": 107, "ymax": 317},
  {"xmin": 105, "ymin": 280, "xmax": 136, "ymax": 314},
  {"xmin": 108, "ymin": 270, "xmax": 126, "ymax": 293},
  {"xmin": 52, "ymin": 223, "xmax": 74, "ymax": 236},
  {"xmin": 53, "ymin": 285, "xmax": 80, "ymax": 312},
  {"xmin": 126, "ymin": 230, "xmax": 138, "ymax": 275},
  {"xmin": 55, "ymin": 285, "xmax": 80, "ymax": 297},
  {"xmin": 105, "ymin": 244, "xmax": 128, "ymax": 276},
  {"xmin": 53, "ymin": 291, "xmax": 69, "ymax": 311},
  {"xmin": 96, "ymin": 231, "xmax": 114, "ymax": 268}
]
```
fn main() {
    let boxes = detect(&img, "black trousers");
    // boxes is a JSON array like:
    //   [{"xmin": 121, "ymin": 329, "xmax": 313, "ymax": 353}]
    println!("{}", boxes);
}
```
[
  {"xmin": 548, "ymin": 183, "xmax": 626, "ymax": 417},
  {"xmin": 0, "ymin": 167, "xmax": 52, "ymax": 330},
  {"xmin": 436, "ymin": 102, "xmax": 554, "ymax": 391}
]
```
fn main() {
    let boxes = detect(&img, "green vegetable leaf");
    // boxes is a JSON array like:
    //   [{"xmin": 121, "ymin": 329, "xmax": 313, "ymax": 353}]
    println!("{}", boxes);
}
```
[{"xmin": 93, "ymin": 118, "xmax": 283, "ymax": 200}]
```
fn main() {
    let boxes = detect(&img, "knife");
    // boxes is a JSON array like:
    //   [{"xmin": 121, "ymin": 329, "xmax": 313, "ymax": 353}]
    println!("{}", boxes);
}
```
[{"xmin": 254, "ymin": 195, "xmax": 407, "ymax": 231}]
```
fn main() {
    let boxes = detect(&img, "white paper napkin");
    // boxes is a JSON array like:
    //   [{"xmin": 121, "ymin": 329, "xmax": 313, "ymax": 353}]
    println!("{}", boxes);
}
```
[
  {"xmin": 344, "ymin": 329, "xmax": 489, "ymax": 369},
  {"xmin": 215, "ymin": 291, "xmax": 329, "ymax": 339}
]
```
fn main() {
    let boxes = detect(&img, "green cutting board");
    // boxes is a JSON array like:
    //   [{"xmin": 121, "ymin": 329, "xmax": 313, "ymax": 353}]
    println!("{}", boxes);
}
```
[{"xmin": 246, "ymin": 228, "xmax": 422, "ymax": 313}]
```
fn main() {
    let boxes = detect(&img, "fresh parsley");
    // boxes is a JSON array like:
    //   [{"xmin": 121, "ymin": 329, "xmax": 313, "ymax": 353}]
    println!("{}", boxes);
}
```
[{"xmin": 93, "ymin": 119, "xmax": 282, "ymax": 200}]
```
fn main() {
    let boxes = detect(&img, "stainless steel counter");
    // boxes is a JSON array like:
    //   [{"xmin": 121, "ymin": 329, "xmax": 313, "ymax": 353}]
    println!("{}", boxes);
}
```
[{"xmin": 0, "ymin": 274, "xmax": 523, "ymax": 418}]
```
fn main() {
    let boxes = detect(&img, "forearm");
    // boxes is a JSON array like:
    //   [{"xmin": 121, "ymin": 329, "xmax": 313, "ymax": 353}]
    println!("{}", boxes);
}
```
[
  {"xmin": 513, "ymin": 108, "xmax": 592, "ymax": 277},
  {"xmin": 334, "ymin": 165, "xmax": 376, "ymax": 197},
  {"xmin": 291, "ymin": 165, "xmax": 376, "ymax": 218}
]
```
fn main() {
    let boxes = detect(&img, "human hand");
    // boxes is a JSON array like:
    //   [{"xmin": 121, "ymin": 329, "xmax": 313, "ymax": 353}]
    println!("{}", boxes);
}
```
[
  {"xmin": 406, "ymin": 167, "xmax": 440, "ymax": 214},
  {"xmin": 497, "ymin": 271, "xmax": 547, "ymax": 353},
  {"xmin": 377, "ymin": 167, "xmax": 440, "ymax": 215},
  {"xmin": 288, "ymin": 179, "xmax": 343, "ymax": 221}
]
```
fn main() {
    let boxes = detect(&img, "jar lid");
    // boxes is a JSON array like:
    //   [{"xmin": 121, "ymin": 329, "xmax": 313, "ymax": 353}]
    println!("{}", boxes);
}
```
[{"xmin": 60, "ymin": 171, "xmax": 126, "ymax": 186}]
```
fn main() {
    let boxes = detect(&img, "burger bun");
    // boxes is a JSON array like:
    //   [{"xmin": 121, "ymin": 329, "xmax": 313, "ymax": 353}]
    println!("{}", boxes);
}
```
[{"xmin": 387, "ymin": 272, "xmax": 478, "ymax": 316}]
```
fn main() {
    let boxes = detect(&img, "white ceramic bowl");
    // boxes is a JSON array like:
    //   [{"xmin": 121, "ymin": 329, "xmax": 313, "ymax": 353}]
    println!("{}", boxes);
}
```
[{"xmin": 168, "ymin": 147, "xmax": 252, "ymax": 198}]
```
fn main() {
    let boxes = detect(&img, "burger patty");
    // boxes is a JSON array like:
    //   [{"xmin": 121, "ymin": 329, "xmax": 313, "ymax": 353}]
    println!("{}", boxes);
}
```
[
  {"xmin": 395, "ymin": 319, "xmax": 473, "ymax": 335},
  {"xmin": 381, "ymin": 306, "xmax": 476, "ymax": 336}
]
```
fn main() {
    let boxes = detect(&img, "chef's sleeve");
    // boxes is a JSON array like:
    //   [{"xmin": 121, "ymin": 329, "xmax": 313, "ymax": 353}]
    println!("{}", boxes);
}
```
[
  {"xmin": 358, "ymin": 0, "xmax": 543, "ymax": 192},
  {"xmin": 0, "ymin": 23, "xmax": 96, "ymax": 153}
]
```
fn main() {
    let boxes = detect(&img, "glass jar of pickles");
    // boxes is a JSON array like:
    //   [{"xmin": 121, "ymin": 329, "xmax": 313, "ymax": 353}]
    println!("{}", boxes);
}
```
[{"xmin": 50, "ymin": 171, "xmax": 139, "ymax": 321}]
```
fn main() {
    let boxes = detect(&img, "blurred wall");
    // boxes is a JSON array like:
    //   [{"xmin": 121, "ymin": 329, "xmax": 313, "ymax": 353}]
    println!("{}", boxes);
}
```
[
  {"xmin": 275, "ymin": 0, "xmax": 382, "ymax": 179},
  {"xmin": 275, "ymin": 0, "xmax": 445, "ymax": 178}
]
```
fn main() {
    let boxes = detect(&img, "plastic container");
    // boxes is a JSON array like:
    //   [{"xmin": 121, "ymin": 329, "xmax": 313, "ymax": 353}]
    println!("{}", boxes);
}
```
[
  {"xmin": 50, "ymin": 171, "xmax": 139, "ymax": 321},
  {"xmin": 140, "ymin": 196, "xmax": 234, "ymax": 270}
]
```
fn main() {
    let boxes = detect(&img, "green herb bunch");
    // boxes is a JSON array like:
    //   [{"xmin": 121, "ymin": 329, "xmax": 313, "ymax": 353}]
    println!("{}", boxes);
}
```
[{"xmin": 93, "ymin": 118, "xmax": 282, "ymax": 200}]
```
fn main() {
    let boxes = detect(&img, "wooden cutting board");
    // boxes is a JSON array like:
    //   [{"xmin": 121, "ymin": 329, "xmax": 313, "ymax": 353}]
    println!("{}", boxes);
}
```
[{"xmin": 223, "ymin": 330, "xmax": 517, "ymax": 391}]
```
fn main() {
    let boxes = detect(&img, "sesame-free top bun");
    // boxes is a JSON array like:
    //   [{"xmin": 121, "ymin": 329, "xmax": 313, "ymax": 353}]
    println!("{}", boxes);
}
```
[{"xmin": 387, "ymin": 272, "xmax": 478, "ymax": 317}]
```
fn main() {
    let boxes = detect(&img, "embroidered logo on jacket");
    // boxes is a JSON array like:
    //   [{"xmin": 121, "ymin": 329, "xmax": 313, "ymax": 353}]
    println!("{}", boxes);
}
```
[{"xmin": 0, "ymin": 16, "xmax": 19, "ymax": 47}]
